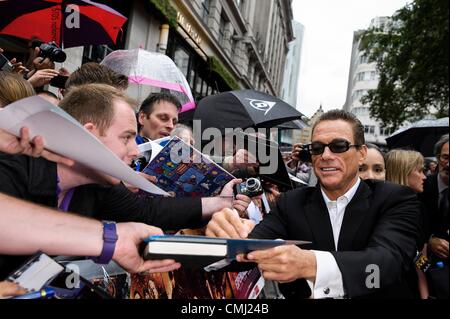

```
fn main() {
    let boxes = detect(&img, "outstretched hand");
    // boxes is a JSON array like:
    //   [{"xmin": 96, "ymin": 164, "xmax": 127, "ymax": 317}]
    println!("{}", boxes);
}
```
[
  {"xmin": 0, "ymin": 127, "xmax": 74, "ymax": 167},
  {"xmin": 113, "ymin": 223, "xmax": 181, "ymax": 274}
]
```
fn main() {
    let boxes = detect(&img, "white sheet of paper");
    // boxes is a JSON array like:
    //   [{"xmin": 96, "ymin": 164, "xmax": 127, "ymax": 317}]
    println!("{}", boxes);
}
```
[
  {"xmin": 138, "ymin": 140, "xmax": 164, "ymax": 162},
  {"xmin": 0, "ymin": 96, "xmax": 168, "ymax": 196},
  {"xmin": 9, "ymin": 254, "xmax": 64, "ymax": 291}
]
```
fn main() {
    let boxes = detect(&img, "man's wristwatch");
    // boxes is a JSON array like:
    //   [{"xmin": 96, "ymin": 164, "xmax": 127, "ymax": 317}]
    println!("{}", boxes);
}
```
[{"xmin": 92, "ymin": 221, "xmax": 118, "ymax": 264}]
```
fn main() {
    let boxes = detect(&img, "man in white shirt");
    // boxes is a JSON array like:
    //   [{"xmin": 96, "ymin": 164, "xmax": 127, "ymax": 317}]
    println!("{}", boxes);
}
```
[{"xmin": 206, "ymin": 110, "xmax": 420, "ymax": 299}]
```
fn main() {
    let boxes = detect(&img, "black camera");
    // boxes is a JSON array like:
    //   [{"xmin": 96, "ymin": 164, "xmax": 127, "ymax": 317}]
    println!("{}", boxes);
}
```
[
  {"xmin": 299, "ymin": 145, "xmax": 312, "ymax": 162},
  {"xmin": 39, "ymin": 41, "xmax": 66, "ymax": 63},
  {"xmin": 234, "ymin": 177, "xmax": 264, "ymax": 198}
]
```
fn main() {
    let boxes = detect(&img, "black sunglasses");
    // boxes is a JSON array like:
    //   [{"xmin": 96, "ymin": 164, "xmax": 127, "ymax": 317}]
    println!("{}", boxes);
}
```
[{"xmin": 306, "ymin": 139, "xmax": 360, "ymax": 155}]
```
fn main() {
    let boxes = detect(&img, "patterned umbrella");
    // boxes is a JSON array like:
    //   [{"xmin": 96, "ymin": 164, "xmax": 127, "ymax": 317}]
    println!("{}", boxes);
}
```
[
  {"xmin": 0, "ymin": 0, "xmax": 127, "ymax": 48},
  {"xmin": 194, "ymin": 90, "xmax": 304, "ymax": 133}
]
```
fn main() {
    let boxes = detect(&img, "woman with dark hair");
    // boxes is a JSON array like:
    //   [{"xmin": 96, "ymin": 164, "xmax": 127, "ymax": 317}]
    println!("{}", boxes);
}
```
[{"xmin": 359, "ymin": 143, "xmax": 386, "ymax": 181}]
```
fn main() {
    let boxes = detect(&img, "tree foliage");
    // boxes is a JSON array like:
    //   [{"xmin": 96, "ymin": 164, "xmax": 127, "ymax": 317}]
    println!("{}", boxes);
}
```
[{"xmin": 359, "ymin": 0, "xmax": 448, "ymax": 130}]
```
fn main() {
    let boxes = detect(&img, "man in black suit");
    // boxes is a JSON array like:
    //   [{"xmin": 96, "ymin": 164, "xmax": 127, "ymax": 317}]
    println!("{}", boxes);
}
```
[
  {"xmin": 206, "ymin": 110, "xmax": 421, "ymax": 298},
  {"xmin": 419, "ymin": 134, "xmax": 448, "ymax": 298}
]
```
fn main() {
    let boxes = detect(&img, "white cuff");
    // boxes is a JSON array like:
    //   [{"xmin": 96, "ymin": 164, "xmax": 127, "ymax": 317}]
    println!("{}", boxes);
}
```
[{"xmin": 306, "ymin": 251, "xmax": 345, "ymax": 299}]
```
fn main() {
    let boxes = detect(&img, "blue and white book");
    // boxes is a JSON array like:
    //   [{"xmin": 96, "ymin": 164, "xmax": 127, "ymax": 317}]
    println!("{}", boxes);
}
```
[
  {"xmin": 141, "ymin": 137, "xmax": 235, "ymax": 197},
  {"xmin": 143, "ymin": 235, "xmax": 310, "ymax": 271}
]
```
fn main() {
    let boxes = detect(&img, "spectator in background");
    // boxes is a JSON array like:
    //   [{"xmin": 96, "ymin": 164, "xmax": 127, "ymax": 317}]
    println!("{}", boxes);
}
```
[
  {"xmin": 136, "ymin": 93, "xmax": 181, "ymax": 144},
  {"xmin": 24, "ymin": 39, "xmax": 55, "ymax": 74},
  {"xmin": 285, "ymin": 143, "xmax": 314, "ymax": 186},
  {"xmin": 0, "ymin": 47, "xmax": 28, "ymax": 75},
  {"xmin": 37, "ymin": 90, "xmax": 60, "ymax": 105},
  {"xmin": 419, "ymin": 134, "xmax": 449, "ymax": 299},
  {"xmin": 385, "ymin": 149, "xmax": 428, "ymax": 299},
  {"xmin": 386, "ymin": 150, "xmax": 426, "ymax": 193},
  {"xmin": 64, "ymin": 62, "xmax": 129, "ymax": 95},
  {"xmin": 27, "ymin": 68, "xmax": 60, "ymax": 89},
  {"xmin": 171, "ymin": 124, "xmax": 194, "ymax": 146},
  {"xmin": 359, "ymin": 143, "xmax": 386, "ymax": 181},
  {"xmin": 0, "ymin": 71, "xmax": 35, "ymax": 108},
  {"xmin": 424, "ymin": 159, "xmax": 438, "ymax": 177}
]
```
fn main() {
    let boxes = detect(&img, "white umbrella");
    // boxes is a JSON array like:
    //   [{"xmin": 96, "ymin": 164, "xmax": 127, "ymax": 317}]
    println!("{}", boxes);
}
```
[{"xmin": 101, "ymin": 48, "xmax": 195, "ymax": 112}]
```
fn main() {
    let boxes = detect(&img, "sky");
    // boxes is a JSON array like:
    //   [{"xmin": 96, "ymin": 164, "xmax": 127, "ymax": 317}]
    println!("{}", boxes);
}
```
[{"xmin": 292, "ymin": 0, "xmax": 411, "ymax": 117}]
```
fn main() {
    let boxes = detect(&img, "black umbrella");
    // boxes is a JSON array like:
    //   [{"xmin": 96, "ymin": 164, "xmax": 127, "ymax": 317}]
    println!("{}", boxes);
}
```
[
  {"xmin": 193, "ymin": 90, "xmax": 304, "ymax": 133},
  {"xmin": 386, "ymin": 117, "xmax": 449, "ymax": 157},
  {"xmin": 277, "ymin": 119, "xmax": 309, "ymax": 130}
]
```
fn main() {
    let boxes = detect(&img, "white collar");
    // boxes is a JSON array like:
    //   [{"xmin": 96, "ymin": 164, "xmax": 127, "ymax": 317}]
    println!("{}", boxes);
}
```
[{"xmin": 321, "ymin": 178, "xmax": 361, "ymax": 205}]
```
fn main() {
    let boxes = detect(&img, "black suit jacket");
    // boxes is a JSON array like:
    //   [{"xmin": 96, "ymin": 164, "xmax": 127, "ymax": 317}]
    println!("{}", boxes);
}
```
[
  {"xmin": 249, "ymin": 179, "xmax": 421, "ymax": 298},
  {"xmin": 419, "ymin": 174, "xmax": 449, "ymax": 240}
]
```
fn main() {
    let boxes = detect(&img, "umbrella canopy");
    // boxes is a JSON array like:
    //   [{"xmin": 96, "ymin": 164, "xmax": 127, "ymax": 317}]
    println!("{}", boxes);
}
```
[
  {"xmin": 0, "ymin": 0, "xmax": 127, "ymax": 48},
  {"xmin": 277, "ymin": 119, "xmax": 309, "ymax": 130},
  {"xmin": 386, "ymin": 117, "xmax": 449, "ymax": 157},
  {"xmin": 193, "ymin": 90, "xmax": 304, "ymax": 133},
  {"xmin": 101, "ymin": 49, "xmax": 195, "ymax": 112}
]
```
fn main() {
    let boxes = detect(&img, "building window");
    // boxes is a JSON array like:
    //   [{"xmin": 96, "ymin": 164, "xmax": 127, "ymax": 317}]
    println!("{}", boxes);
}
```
[
  {"xmin": 355, "ymin": 72, "xmax": 364, "ymax": 82},
  {"xmin": 352, "ymin": 107, "xmax": 367, "ymax": 115},
  {"xmin": 195, "ymin": 75, "xmax": 204, "ymax": 98},
  {"xmin": 189, "ymin": 69, "xmax": 196, "ymax": 89},
  {"xmin": 352, "ymin": 89, "xmax": 367, "ymax": 103},
  {"xmin": 219, "ymin": 13, "xmax": 229, "ymax": 45},
  {"xmin": 364, "ymin": 125, "xmax": 375, "ymax": 135},
  {"xmin": 231, "ymin": 32, "xmax": 238, "ymax": 57},
  {"xmin": 355, "ymin": 71, "xmax": 377, "ymax": 82},
  {"xmin": 173, "ymin": 47, "xmax": 190, "ymax": 77},
  {"xmin": 201, "ymin": 0, "xmax": 210, "ymax": 20},
  {"xmin": 83, "ymin": 45, "xmax": 114, "ymax": 63},
  {"xmin": 359, "ymin": 55, "xmax": 369, "ymax": 65},
  {"xmin": 380, "ymin": 127, "xmax": 392, "ymax": 136}
]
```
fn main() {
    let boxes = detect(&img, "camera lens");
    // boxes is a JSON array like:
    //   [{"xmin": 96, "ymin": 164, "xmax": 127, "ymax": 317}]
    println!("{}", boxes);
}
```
[
  {"xmin": 52, "ymin": 49, "xmax": 66, "ymax": 63},
  {"xmin": 246, "ymin": 178, "xmax": 260, "ymax": 191},
  {"xmin": 39, "ymin": 42, "xmax": 67, "ymax": 63}
]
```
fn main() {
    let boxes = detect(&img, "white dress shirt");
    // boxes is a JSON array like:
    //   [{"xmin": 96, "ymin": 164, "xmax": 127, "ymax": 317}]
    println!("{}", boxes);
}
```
[{"xmin": 306, "ymin": 178, "xmax": 361, "ymax": 299}]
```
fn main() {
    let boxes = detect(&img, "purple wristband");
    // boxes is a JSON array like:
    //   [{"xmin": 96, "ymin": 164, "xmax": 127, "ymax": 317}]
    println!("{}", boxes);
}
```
[{"xmin": 92, "ymin": 221, "xmax": 118, "ymax": 264}]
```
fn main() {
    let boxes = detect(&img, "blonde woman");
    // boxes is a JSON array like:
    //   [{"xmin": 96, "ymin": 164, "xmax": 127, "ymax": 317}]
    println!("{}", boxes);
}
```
[
  {"xmin": 386, "ymin": 149, "xmax": 428, "ymax": 299},
  {"xmin": 386, "ymin": 150, "xmax": 426, "ymax": 193}
]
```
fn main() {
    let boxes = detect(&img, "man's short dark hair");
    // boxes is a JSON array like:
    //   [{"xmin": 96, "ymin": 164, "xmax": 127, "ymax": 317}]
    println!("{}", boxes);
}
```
[
  {"xmin": 65, "ymin": 62, "xmax": 129, "ymax": 92},
  {"xmin": 139, "ymin": 92, "xmax": 182, "ymax": 116},
  {"xmin": 312, "ymin": 109, "xmax": 365, "ymax": 146},
  {"xmin": 434, "ymin": 134, "xmax": 449, "ymax": 157}
]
